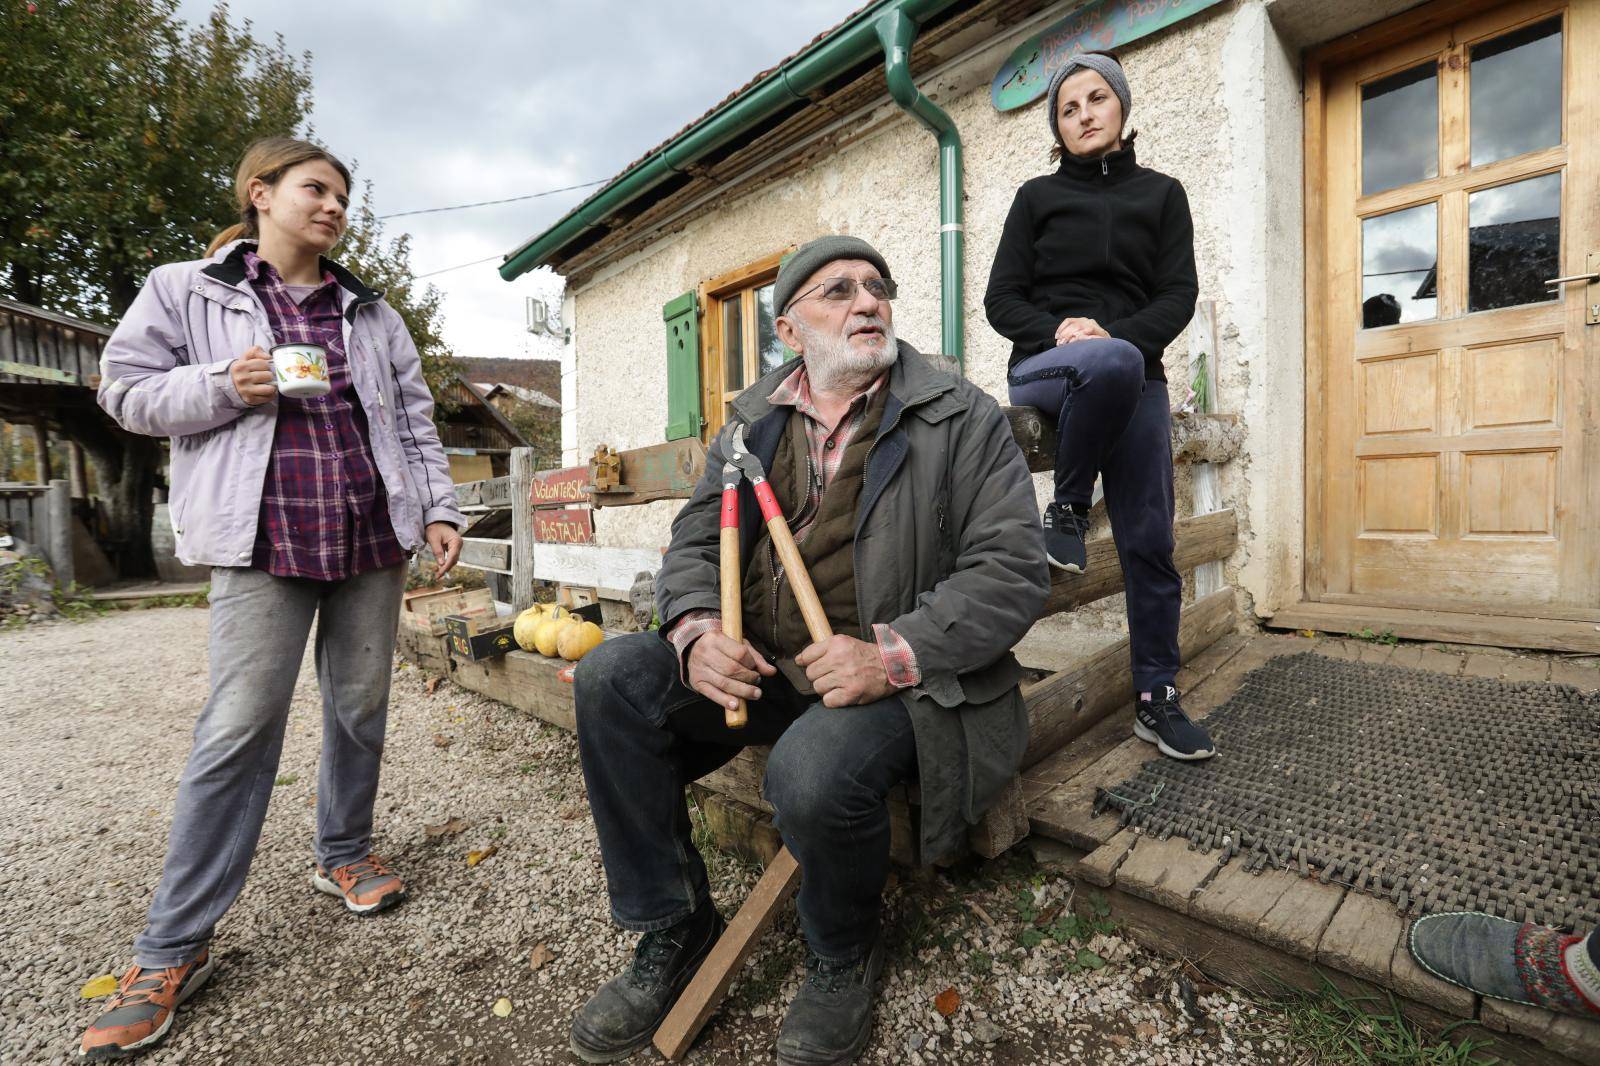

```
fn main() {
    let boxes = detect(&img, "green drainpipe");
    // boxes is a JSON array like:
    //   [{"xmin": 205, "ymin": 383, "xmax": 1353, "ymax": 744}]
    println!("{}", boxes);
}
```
[{"xmin": 876, "ymin": 8, "xmax": 963, "ymax": 369}]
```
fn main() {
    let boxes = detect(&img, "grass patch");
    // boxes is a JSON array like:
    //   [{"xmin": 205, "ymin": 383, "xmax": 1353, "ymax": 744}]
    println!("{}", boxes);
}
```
[
  {"xmin": 1352, "ymin": 627, "xmax": 1399, "ymax": 646},
  {"xmin": 1262, "ymin": 980, "xmax": 1497, "ymax": 1064},
  {"xmin": 274, "ymin": 773, "xmax": 298, "ymax": 787}
]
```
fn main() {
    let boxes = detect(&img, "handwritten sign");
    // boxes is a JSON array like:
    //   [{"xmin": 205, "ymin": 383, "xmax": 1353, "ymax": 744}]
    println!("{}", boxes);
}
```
[
  {"xmin": 533, "ymin": 508, "xmax": 595, "ymax": 545},
  {"xmin": 530, "ymin": 466, "xmax": 589, "ymax": 507},
  {"xmin": 991, "ymin": 0, "xmax": 1226, "ymax": 112}
]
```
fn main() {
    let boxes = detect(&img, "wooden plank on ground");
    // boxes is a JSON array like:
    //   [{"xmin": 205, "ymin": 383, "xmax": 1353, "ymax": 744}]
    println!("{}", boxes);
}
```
[
  {"xmin": 1267, "ymin": 600, "xmax": 1600, "ymax": 654},
  {"xmin": 1388, "ymin": 930, "xmax": 1476, "ymax": 1019},
  {"xmin": 1040, "ymin": 509, "xmax": 1236, "ymax": 618},
  {"xmin": 1256, "ymin": 876, "xmax": 1346, "ymax": 963},
  {"xmin": 1022, "ymin": 587, "xmax": 1235, "ymax": 766},
  {"xmin": 653, "ymin": 849, "xmax": 801, "ymax": 1060},
  {"xmin": 591, "ymin": 438, "xmax": 707, "ymax": 508},
  {"xmin": 1073, "ymin": 829, "xmax": 1138, "ymax": 887},
  {"xmin": 1316, "ymin": 891, "xmax": 1405, "ymax": 987},
  {"xmin": 1113, "ymin": 833, "xmax": 1220, "ymax": 913},
  {"xmin": 444, "ymin": 649, "xmax": 577, "ymax": 732}
]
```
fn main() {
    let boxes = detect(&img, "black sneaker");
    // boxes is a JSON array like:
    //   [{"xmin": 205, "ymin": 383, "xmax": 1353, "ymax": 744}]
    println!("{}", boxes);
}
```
[
  {"xmin": 1133, "ymin": 686, "xmax": 1216, "ymax": 761},
  {"xmin": 569, "ymin": 903, "xmax": 725, "ymax": 1063},
  {"xmin": 1042, "ymin": 503, "xmax": 1091, "ymax": 573},
  {"xmin": 775, "ymin": 931, "xmax": 885, "ymax": 1066}
]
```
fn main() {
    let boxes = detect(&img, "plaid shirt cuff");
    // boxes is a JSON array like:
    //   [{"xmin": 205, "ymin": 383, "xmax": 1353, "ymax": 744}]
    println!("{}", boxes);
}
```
[
  {"xmin": 872, "ymin": 623, "xmax": 921, "ymax": 688},
  {"xmin": 666, "ymin": 609, "xmax": 723, "ymax": 685}
]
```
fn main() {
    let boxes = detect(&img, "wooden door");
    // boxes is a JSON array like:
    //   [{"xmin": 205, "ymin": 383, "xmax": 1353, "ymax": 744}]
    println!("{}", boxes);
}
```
[{"xmin": 1311, "ymin": 0, "xmax": 1600, "ymax": 617}]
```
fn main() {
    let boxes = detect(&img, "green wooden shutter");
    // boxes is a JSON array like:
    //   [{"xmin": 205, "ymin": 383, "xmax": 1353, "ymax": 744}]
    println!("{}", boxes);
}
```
[{"xmin": 663, "ymin": 291, "xmax": 702, "ymax": 440}]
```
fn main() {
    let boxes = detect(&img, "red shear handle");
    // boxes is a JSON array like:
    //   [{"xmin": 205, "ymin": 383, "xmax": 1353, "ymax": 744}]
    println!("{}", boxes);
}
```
[
  {"xmin": 720, "ymin": 486, "xmax": 739, "ymax": 529},
  {"xmin": 751, "ymin": 479, "xmax": 783, "ymax": 524}
]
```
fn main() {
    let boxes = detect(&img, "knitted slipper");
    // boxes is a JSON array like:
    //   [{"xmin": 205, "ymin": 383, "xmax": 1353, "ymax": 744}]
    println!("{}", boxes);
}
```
[{"xmin": 1408, "ymin": 912, "xmax": 1600, "ymax": 1019}]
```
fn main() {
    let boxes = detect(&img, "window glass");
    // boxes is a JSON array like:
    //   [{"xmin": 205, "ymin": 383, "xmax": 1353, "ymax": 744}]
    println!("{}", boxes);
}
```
[
  {"xmin": 1468, "ymin": 172, "xmax": 1560, "ymax": 313},
  {"xmin": 722, "ymin": 298, "xmax": 744, "ymax": 391},
  {"xmin": 1362, "ymin": 203, "xmax": 1438, "ymax": 327},
  {"xmin": 1362, "ymin": 63, "xmax": 1439, "ymax": 195},
  {"xmin": 1470, "ymin": 18, "xmax": 1562, "ymax": 167},
  {"xmin": 755, "ymin": 284, "xmax": 790, "ymax": 377}
]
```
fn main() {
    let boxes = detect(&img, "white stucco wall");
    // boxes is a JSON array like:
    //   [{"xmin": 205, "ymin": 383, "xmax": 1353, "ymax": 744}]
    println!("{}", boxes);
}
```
[{"xmin": 557, "ymin": 0, "xmax": 1399, "ymax": 618}]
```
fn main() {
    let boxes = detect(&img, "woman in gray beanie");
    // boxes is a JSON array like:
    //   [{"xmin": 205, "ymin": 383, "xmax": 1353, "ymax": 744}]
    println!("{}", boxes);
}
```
[{"xmin": 983, "ymin": 51, "xmax": 1212, "ymax": 762}]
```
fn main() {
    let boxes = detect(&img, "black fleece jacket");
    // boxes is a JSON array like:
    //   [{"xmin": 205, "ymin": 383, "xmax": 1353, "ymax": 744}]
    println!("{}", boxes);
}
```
[{"xmin": 984, "ymin": 145, "xmax": 1198, "ymax": 381}]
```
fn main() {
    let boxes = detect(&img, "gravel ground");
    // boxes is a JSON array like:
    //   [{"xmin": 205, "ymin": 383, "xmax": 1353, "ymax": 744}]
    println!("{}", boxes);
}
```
[{"xmin": 1, "ymin": 607, "xmax": 1298, "ymax": 1065}]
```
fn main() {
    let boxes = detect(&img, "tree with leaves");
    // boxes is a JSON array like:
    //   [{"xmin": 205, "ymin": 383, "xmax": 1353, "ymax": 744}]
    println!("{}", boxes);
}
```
[{"xmin": 1, "ymin": 0, "xmax": 456, "ymax": 576}]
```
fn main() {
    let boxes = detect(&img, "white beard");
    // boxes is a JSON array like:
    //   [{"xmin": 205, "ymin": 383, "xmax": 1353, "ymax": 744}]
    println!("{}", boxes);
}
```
[{"xmin": 793, "ymin": 315, "xmax": 898, "ymax": 394}]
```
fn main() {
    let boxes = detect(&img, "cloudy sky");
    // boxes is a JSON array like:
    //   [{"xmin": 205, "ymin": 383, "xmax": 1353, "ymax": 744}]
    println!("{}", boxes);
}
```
[{"xmin": 174, "ymin": 0, "xmax": 865, "ymax": 361}]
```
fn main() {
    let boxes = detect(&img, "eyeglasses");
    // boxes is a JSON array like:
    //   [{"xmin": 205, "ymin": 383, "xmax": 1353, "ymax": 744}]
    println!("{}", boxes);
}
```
[{"xmin": 784, "ymin": 276, "xmax": 898, "ymax": 313}]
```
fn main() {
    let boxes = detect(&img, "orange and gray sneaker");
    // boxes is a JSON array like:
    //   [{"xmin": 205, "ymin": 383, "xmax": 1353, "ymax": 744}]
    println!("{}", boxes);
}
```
[
  {"xmin": 311, "ymin": 853, "xmax": 406, "ymax": 914},
  {"xmin": 79, "ymin": 951, "xmax": 215, "ymax": 1059}
]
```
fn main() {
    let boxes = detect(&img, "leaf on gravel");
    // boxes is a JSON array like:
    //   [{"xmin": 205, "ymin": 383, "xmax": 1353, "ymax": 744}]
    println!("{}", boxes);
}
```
[
  {"xmin": 1032, "ymin": 902, "xmax": 1063, "ymax": 928},
  {"xmin": 466, "ymin": 845, "xmax": 498, "ymax": 867},
  {"xmin": 80, "ymin": 974, "xmax": 118, "ymax": 999},
  {"xmin": 933, "ymin": 987, "xmax": 961, "ymax": 1017},
  {"xmin": 433, "ymin": 733, "xmax": 453, "ymax": 748},
  {"xmin": 530, "ymin": 943, "xmax": 554, "ymax": 971},
  {"xmin": 493, "ymin": 997, "xmax": 513, "ymax": 1018},
  {"xmin": 425, "ymin": 676, "xmax": 442, "ymax": 694},
  {"xmin": 424, "ymin": 817, "xmax": 469, "ymax": 840},
  {"xmin": 1134, "ymin": 1022, "xmax": 1158, "ymax": 1040},
  {"xmin": 407, "ymin": 992, "xmax": 431, "ymax": 1012},
  {"xmin": 558, "ymin": 805, "xmax": 586, "ymax": 821},
  {"xmin": 1076, "ymin": 949, "xmax": 1106, "ymax": 970}
]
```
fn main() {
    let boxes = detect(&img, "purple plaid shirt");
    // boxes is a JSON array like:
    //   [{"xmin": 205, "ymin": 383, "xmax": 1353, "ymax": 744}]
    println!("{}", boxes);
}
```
[{"xmin": 245, "ymin": 252, "xmax": 407, "ymax": 580}]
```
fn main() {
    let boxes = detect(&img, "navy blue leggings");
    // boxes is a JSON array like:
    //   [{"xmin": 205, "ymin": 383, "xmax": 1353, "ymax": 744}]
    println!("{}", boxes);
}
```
[{"xmin": 1008, "ymin": 338, "xmax": 1181, "ymax": 691}]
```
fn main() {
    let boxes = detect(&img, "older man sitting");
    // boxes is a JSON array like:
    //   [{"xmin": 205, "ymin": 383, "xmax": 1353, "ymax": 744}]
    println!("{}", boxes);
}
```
[{"xmin": 568, "ymin": 235, "xmax": 1048, "ymax": 1066}]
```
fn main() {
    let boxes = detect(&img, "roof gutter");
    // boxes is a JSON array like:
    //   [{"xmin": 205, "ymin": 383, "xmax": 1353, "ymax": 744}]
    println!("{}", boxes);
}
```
[
  {"xmin": 498, "ymin": 0, "xmax": 966, "ymax": 285},
  {"xmin": 875, "ymin": 7, "xmax": 963, "ymax": 367}
]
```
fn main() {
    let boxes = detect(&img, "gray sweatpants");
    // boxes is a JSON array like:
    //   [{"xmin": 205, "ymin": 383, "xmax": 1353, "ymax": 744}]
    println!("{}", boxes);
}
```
[{"xmin": 132, "ymin": 563, "xmax": 406, "ymax": 969}]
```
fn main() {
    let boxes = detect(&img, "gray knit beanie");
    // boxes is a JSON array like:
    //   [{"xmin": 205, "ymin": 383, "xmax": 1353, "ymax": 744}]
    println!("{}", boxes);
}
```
[
  {"xmin": 1045, "ymin": 53, "xmax": 1132, "ymax": 147},
  {"xmin": 774, "ymin": 235, "xmax": 891, "ymax": 315}
]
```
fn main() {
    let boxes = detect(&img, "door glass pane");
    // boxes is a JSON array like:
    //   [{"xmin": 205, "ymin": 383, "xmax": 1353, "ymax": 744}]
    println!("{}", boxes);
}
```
[
  {"xmin": 1362, "ymin": 203, "xmax": 1438, "ymax": 327},
  {"xmin": 1470, "ymin": 18, "xmax": 1562, "ymax": 168},
  {"xmin": 755, "ymin": 283, "xmax": 790, "ymax": 376},
  {"xmin": 722, "ymin": 298, "xmax": 744, "ymax": 391},
  {"xmin": 1362, "ymin": 63, "xmax": 1439, "ymax": 195},
  {"xmin": 1468, "ymin": 172, "xmax": 1560, "ymax": 313}
]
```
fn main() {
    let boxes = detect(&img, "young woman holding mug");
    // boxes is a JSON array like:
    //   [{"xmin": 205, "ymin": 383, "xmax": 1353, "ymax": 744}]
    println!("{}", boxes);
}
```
[
  {"xmin": 81, "ymin": 137, "xmax": 464, "ymax": 1059},
  {"xmin": 984, "ymin": 52, "xmax": 1213, "ymax": 763}
]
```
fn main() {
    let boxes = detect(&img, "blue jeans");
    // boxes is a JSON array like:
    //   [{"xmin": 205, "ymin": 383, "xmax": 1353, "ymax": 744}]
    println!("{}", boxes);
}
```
[
  {"xmin": 573, "ymin": 632, "xmax": 917, "ymax": 961},
  {"xmin": 132, "ymin": 564, "xmax": 406, "ymax": 968},
  {"xmin": 1008, "ymin": 339, "xmax": 1180, "ymax": 692}
]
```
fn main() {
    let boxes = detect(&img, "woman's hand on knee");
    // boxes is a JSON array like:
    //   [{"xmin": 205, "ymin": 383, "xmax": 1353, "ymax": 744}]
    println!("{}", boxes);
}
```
[
  {"xmin": 1056, "ymin": 317, "xmax": 1109, "ymax": 345},
  {"xmin": 687, "ymin": 631, "xmax": 775, "ymax": 710}
]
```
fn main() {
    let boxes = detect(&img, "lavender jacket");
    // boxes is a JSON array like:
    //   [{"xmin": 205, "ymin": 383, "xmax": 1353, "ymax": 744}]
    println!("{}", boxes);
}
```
[{"xmin": 98, "ymin": 241, "xmax": 463, "ymax": 568}]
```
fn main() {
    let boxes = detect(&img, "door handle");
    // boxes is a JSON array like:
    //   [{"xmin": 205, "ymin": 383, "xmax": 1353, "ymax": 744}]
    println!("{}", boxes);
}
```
[{"xmin": 1544, "ymin": 272, "xmax": 1600, "ymax": 288}]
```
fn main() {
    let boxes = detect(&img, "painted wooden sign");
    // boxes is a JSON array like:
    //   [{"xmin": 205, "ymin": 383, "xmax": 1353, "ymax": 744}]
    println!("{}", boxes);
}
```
[
  {"xmin": 533, "ymin": 508, "xmax": 595, "ymax": 545},
  {"xmin": 991, "ymin": 0, "xmax": 1226, "ymax": 112},
  {"xmin": 530, "ymin": 466, "xmax": 589, "ymax": 507},
  {"xmin": 590, "ymin": 437, "xmax": 708, "ymax": 509}
]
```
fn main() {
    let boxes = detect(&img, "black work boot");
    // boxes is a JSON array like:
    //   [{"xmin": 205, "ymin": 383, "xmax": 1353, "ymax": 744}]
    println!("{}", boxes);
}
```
[
  {"xmin": 775, "ymin": 931, "xmax": 886, "ymax": 1066},
  {"xmin": 1042, "ymin": 502, "xmax": 1091, "ymax": 573},
  {"xmin": 569, "ymin": 902, "xmax": 725, "ymax": 1063}
]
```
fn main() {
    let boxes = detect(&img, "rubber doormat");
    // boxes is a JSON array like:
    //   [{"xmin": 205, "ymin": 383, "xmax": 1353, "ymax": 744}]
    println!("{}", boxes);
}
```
[{"xmin": 1098, "ymin": 652, "xmax": 1600, "ymax": 930}]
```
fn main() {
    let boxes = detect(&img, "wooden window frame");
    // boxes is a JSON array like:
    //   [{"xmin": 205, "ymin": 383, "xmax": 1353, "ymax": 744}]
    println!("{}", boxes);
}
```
[{"xmin": 698, "ymin": 247, "xmax": 793, "ymax": 440}]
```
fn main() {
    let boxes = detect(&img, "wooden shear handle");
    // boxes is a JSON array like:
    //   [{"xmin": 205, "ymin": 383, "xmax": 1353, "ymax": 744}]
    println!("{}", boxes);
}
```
[{"xmin": 719, "ymin": 484, "xmax": 747, "ymax": 728}]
